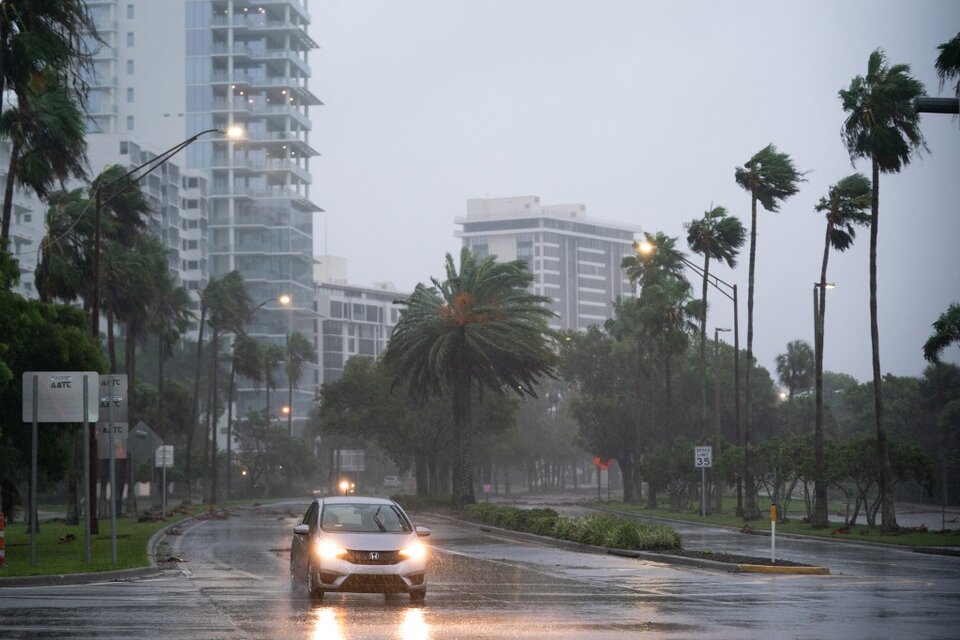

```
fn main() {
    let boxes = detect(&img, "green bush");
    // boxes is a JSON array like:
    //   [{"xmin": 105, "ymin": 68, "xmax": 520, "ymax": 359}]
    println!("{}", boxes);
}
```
[{"xmin": 460, "ymin": 504, "xmax": 681, "ymax": 552}]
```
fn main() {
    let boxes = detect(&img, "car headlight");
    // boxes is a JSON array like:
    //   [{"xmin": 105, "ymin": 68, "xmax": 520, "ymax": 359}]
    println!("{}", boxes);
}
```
[
  {"xmin": 399, "ymin": 541, "xmax": 427, "ymax": 561},
  {"xmin": 316, "ymin": 540, "xmax": 347, "ymax": 560}
]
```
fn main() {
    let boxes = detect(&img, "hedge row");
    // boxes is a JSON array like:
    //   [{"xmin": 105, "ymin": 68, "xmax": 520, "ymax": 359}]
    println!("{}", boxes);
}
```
[{"xmin": 461, "ymin": 503, "xmax": 682, "ymax": 551}]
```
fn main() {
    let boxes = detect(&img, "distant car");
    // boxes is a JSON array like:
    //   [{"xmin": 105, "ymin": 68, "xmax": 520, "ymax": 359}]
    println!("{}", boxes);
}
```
[
  {"xmin": 290, "ymin": 496, "xmax": 431, "ymax": 602},
  {"xmin": 383, "ymin": 475, "xmax": 401, "ymax": 488}
]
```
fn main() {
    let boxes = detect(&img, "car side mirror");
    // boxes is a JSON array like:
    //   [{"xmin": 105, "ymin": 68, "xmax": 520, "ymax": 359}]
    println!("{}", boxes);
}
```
[
  {"xmin": 415, "ymin": 525, "xmax": 431, "ymax": 538},
  {"xmin": 293, "ymin": 524, "xmax": 310, "ymax": 536}
]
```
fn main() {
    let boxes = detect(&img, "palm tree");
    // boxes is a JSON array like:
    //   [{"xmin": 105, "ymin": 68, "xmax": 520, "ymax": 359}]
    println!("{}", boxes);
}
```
[
  {"xmin": 935, "ymin": 32, "xmax": 960, "ymax": 97},
  {"xmin": 284, "ymin": 330, "xmax": 316, "ymax": 435},
  {"xmin": 203, "ymin": 271, "xmax": 252, "ymax": 503},
  {"xmin": 34, "ymin": 187, "xmax": 90, "ymax": 303},
  {"xmin": 810, "ymin": 173, "xmax": 871, "ymax": 527},
  {"xmin": 148, "ymin": 274, "xmax": 194, "ymax": 436},
  {"xmin": 0, "ymin": 71, "xmax": 87, "ymax": 246},
  {"xmin": 263, "ymin": 341, "xmax": 285, "ymax": 415},
  {"xmin": 0, "ymin": 0, "xmax": 98, "ymax": 247},
  {"xmin": 383, "ymin": 247, "xmax": 557, "ymax": 508},
  {"xmin": 774, "ymin": 340, "xmax": 814, "ymax": 401},
  {"xmin": 0, "ymin": 0, "xmax": 98, "ymax": 105},
  {"xmin": 840, "ymin": 48, "xmax": 926, "ymax": 532},
  {"xmin": 227, "ymin": 334, "xmax": 263, "ymax": 499},
  {"xmin": 735, "ymin": 143, "xmax": 804, "ymax": 520},
  {"xmin": 923, "ymin": 304, "xmax": 960, "ymax": 364},
  {"xmin": 623, "ymin": 231, "xmax": 686, "ymax": 289},
  {"xmin": 685, "ymin": 205, "xmax": 745, "ymax": 439}
]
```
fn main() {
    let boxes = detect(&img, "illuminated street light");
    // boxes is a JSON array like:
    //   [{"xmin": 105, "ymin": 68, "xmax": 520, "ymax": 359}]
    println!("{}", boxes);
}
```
[
  {"xmin": 339, "ymin": 480, "xmax": 349, "ymax": 496},
  {"xmin": 279, "ymin": 405, "xmax": 292, "ymax": 417}
]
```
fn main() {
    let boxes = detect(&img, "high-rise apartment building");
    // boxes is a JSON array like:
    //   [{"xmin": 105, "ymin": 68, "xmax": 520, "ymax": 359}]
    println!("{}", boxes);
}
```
[
  {"xmin": 455, "ymin": 196, "xmax": 639, "ymax": 331},
  {"xmin": 80, "ymin": 0, "xmax": 321, "ymax": 437}
]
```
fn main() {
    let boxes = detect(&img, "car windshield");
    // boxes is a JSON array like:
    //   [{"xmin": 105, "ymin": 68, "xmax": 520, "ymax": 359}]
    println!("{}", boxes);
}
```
[{"xmin": 320, "ymin": 503, "xmax": 412, "ymax": 533}]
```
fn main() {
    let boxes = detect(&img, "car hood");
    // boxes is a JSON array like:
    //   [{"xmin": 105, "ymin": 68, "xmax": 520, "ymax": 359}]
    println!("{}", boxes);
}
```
[{"xmin": 317, "ymin": 531, "xmax": 416, "ymax": 551}]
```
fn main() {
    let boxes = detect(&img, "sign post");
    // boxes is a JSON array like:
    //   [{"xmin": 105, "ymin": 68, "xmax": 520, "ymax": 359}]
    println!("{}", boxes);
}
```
[
  {"xmin": 694, "ymin": 446, "xmax": 713, "ymax": 517},
  {"xmin": 98, "ymin": 374, "xmax": 127, "ymax": 564},
  {"xmin": 22, "ymin": 372, "xmax": 99, "ymax": 565},
  {"xmin": 155, "ymin": 446, "xmax": 174, "ymax": 519},
  {"xmin": 771, "ymin": 503, "xmax": 777, "ymax": 563}
]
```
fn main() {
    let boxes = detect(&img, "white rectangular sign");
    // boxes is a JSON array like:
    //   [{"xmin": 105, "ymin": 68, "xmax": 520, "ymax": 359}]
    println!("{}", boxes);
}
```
[
  {"xmin": 22, "ymin": 372, "xmax": 100, "ymax": 423},
  {"xmin": 155, "ymin": 445, "xmax": 174, "ymax": 468},
  {"xmin": 695, "ymin": 446, "xmax": 713, "ymax": 468},
  {"xmin": 97, "ymin": 423, "xmax": 129, "ymax": 460},
  {"xmin": 98, "ymin": 374, "xmax": 128, "ymax": 423}
]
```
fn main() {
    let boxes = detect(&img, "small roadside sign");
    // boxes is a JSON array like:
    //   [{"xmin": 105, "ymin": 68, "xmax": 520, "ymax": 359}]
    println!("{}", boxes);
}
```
[
  {"xmin": 155, "ymin": 446, "xmax": 174, "ymax": 468},
  {"xmin": 97, "ymin": 374, "xmax": 128, "ymax": 423},
  {"xmin": 694, "ymin": 446, "xmax": 713, "ymax": 468}
]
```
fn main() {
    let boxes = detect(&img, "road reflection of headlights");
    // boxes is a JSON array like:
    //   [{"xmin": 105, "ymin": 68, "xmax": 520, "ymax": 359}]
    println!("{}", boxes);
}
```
[
  {"xmin": 400, "ymin": 608, "xmax": 429, "ymax": 640},
  {"xmin": 399, "ymin": 541, "xmax": 426, "ymax": 561},
  {"xmin": 311, "ymin": 607, "xmax": 345, "ymax": 640},
  {"xmin": 317, "ymin": 540, "xmax": 347, "ymax": 560}
]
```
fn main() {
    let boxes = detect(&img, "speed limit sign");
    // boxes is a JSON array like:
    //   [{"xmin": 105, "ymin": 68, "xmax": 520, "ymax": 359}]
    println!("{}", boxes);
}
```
[{"xmin": 695, "ymin": 446, "xmax": 713, "ymax": 468}]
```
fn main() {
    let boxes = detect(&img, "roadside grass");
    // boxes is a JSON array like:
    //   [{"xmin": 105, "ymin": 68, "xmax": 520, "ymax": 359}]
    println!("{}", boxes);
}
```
[
  {"xmin": 604, "ymin": 501, "xmax": 960, "ymax": 548},
  {"xmin": 0, "ymin": 499, "xmax": 266, "ymax": 578}
]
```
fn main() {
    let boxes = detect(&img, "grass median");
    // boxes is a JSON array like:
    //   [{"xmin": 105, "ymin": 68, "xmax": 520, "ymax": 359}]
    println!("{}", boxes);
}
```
[
  {"xmin": 603, "ymin": 501, "xmax": 960, "ymax": 548},
  {"xmin": 0, "ymin": 501, "xmax": 254, "ymax": 578}
]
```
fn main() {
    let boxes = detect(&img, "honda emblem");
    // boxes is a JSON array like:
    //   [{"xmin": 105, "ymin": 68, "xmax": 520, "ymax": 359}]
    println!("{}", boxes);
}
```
[{"xmin": 369, "ymin": 552, "xmax": 380, "ymax": 560}]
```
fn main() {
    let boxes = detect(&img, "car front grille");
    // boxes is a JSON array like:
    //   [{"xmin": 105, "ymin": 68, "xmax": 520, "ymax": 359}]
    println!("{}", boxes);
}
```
[{"xmin": 344, "ymin": 549, "xmax": 403, "ymax": 565}]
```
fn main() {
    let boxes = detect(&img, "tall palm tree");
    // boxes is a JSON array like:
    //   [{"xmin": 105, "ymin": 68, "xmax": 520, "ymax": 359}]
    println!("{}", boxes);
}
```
[
  {"xmin": 935, "ymin": 32, "xmax": 960, "ymax": 97},
  {"xmin": 734, "ymin": 143, "xmax": 804, "ymax": 520},
  {"xmin": 622, "ymin": 231, "xmax": 686, "ymax": 290},
  {"xmin": 810, "ymin": 173, "xmax": 871, "ymax": 526},
  {"xmin": 284, "ymin": 330, "xmax": 316, "ymax": 435},
  {"xmin": 226, "ymin": 334, "xmax": 262, "ymax": 499},
  {"xmin": 0, "ymin": 0, "xmax": 98, "ymax": 105},
  {"xmin": 0, "ymin": 0, "xmax": 98, "ymax": 247},
  {"xmin": 685, "ymin": 205, "xmax": 745, "ymax": 439},
  {"xmin": 148, "ymin": 273, "xmax": 194, "ymax": 436},
  {"xmin": 0, "ymin": 71, "xmax": 87, "ymax": 246},
  {"xmin": 774, "ymin": 340, "xmax": 814, "ymax": 401},
  {"xmin": 263, "ymin": 341, "xmax": 285, "ymax": 415},
  {"xmin": 383, "ymin": 247, "xmax": 557, "ymax": 508},
  {"xmin": 840, "ymin": 48, "xmax": 926, "ymax": 532},
  {"xmin": 203, "ymin": 270, "xmax": 252, "ymax": 503}
]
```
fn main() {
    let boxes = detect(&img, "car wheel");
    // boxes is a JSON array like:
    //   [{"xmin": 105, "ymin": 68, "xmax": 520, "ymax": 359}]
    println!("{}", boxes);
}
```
[
  {"xmin": 409, "ymin": 589, "xmax": 425, "ymax": 603},
  {"xmin": 306, "ymin": 562, "xmax": 324, "ymax": 601}
]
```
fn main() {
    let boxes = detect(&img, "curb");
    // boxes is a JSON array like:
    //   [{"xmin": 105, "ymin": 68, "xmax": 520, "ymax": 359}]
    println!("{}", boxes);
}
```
[
  {"xmin": 420, "ymin": 511, "xmax": 789, "ymax": 574},
  {"xmin": 736, "ymin": 564, "xmax": 830, "ymax": 575}
]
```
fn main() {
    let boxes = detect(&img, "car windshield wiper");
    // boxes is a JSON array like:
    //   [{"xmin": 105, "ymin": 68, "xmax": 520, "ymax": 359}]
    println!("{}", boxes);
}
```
[{"xmin": 372, "ymin": 507, "xmax": 387, "ymax": 532}]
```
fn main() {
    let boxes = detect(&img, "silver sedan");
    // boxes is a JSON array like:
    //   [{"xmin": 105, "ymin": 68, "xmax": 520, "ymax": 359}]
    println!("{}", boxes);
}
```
[{"xmin": 290, "ymin": 496, "xmax": 431, "ymax": 602}]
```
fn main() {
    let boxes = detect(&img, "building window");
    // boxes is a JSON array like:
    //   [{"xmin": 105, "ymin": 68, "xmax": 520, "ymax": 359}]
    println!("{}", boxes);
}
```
[
  {"xmin": 126, "ymin": 115, "xmax": 134, "ymax": 130},
  {"xmin": 127, "ymin": 4, "xmax": 134, "ymax": 19},
  {"xmin": 126, "ymin": 87, "xmax": 134, "ymax": 103},
  {"xmin": 126, "ymin": 32, "xmax": 134, "ymax": 46},
  {"xmin": 126, "ymin": 59, "xmax": 134, "ymax": 74},
  {"xmin": 119, "ymin": 141, "xmax": 128, "ymax": 154}
]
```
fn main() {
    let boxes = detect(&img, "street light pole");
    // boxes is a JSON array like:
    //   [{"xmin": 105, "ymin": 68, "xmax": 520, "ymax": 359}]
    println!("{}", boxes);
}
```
[
  {"xmin": 279, "ymin": 294, "xmax": 293, "ymax": 436},
  {"xmin": 225, "ymin": 295, "xmax": 279, "ymax": 501},
  {"xmin": 87, "ymin": 126, "xmax": 241, "ymax": 530},
  {"xmin": 714, "ymin": 327, "xmax": 731, "ymax": 512},
  {"xmin": 813, "ymin": 281, "xmax": 835, "ymax": 527},
  {"xmin": 635, "ymin": 241, "xmax": 742, "ymax": 515}
]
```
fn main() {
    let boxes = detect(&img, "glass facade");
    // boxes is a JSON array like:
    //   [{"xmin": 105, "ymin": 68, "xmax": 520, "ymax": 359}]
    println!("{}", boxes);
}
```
[{"xmin": 187, "ymin": 0, "xmax": 321, "ymax": 436}]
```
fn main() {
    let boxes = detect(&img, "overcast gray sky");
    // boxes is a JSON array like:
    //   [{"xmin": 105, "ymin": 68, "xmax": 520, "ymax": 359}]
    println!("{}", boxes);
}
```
[{"xmin": 311, "ymin": 0, "xmax": 960, "ymax": 384}]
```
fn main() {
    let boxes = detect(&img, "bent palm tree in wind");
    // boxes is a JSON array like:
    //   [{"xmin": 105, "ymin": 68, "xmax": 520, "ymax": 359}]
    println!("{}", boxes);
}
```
[
  {"xmin": 810, "ymin": 173, "xmax": 871, "ymax": 527},
  {"xmin": 686, "ymin": 206, "xmax": 745, "ymax": 440},
  {"xmin": 384, "ymin": 247, "xmax": 557, "ymax": 508},
  {"xmin": 840, "ymin": 48, "xmax": 925, "ymax": 532},
  {"xmin": 735, "ymin": 143, "xmax": 804, "ymax": 520}
]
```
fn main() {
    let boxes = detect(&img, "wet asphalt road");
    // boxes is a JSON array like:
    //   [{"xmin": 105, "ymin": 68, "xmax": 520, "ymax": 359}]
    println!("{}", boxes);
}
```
[{"xmin": 1, "ymin": 501, "xmax": 958, "ymax": 639}]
